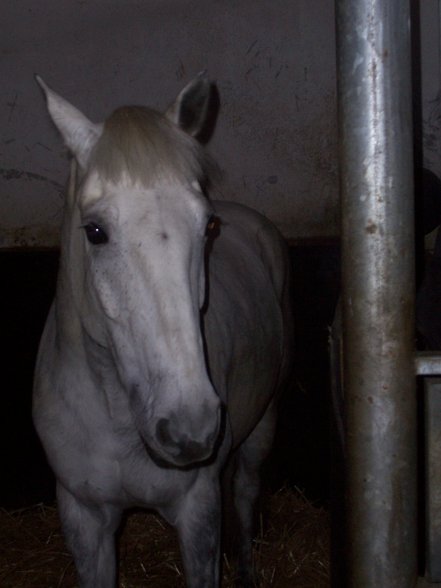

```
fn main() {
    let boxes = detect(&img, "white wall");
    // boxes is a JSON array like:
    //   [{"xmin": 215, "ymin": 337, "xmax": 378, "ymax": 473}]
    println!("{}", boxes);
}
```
[{"xmin": 0, "ymin": 1, "xmax": 439, "ymax": 247}]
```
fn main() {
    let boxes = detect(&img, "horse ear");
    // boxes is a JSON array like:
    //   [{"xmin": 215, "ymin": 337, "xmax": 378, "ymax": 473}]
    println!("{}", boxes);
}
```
[
  {"xmin": 35, "ymin": 75, "xmax": 102, "ymax": 169},
  {"xmin": 166, "ymin": 74, "xmax": 212, "ymax": 137}
]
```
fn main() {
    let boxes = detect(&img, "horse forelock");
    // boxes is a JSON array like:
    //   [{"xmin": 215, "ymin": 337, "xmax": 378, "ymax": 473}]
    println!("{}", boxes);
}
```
[{"xmin": 90, "ymin": 106, "xmax": 208, "ymax": 188}]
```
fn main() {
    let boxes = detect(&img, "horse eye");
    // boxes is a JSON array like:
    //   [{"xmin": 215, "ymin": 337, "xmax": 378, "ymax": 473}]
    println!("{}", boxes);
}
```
[
  {"xmin": 82, "ymin": 223, "xmax": 109, "ymax": 245},
  {"xmin": 206, "ymin": 215, "xmax": 216, "ymax": 234}
]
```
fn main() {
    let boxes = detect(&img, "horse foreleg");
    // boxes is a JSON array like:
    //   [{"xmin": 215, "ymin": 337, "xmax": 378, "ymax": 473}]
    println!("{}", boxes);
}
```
[
  {"xmin": 169, "ymin": 476, "xmax": 221, "ymax": 588},
  {"xmin": 232, "ymin": 399, "xmax": 278, "ymax": 587},
  {"xmin": 57, "ymin": 483, "xmax": 121, "ymax": 588}
]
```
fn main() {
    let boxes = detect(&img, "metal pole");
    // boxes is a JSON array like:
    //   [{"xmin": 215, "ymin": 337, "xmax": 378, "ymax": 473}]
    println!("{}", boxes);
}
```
[{"xmin": 336, "ymin": 1, "xmax": 417, "ymax": 586}]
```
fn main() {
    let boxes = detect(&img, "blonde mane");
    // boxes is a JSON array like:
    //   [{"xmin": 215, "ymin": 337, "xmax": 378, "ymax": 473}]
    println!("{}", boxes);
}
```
[{"xmin": 91, "ymin": 106, "xmax": 208, "ymax": 187}]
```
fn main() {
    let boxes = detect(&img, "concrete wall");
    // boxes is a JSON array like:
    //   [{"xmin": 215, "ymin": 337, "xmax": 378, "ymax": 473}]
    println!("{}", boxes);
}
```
[{"xmin": 0, "ymin": 1, "xmax": 439, "ymax": 247}]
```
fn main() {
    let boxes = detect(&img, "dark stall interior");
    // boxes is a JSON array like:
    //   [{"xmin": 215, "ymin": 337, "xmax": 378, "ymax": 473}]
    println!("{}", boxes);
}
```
[{"xmin": 0, "ymin": 251, "xmax": 58, "ymax": 507}]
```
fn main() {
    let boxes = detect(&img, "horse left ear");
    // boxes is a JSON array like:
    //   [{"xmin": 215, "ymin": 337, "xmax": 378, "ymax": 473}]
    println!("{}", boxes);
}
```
[{"xmin": 166, "ymin": 73, "xmax": 212, "ymax": 138}]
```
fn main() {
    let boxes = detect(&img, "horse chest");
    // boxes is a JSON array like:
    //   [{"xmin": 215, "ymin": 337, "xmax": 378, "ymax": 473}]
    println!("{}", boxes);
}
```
[{"xmin": 46, "ymin": 394, "xmax": 207, "ymax": 508}]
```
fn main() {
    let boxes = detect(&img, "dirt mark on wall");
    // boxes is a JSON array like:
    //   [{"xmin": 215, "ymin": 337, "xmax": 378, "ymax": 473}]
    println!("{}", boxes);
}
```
[{"xmin": 0, "ymin": 168, "xmax": 64, "ymax": 194}]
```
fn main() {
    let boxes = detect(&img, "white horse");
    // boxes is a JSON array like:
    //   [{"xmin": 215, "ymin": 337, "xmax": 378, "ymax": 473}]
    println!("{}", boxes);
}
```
[{"xmin": 33, "ymin": 74, "xmax": 294, "ymax": 588}]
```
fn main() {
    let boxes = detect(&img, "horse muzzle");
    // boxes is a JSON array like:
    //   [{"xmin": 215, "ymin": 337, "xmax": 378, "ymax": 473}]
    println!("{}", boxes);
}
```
[{"xmin": 151, "ymin": 402, "xmax": 222, "ymax": 467}]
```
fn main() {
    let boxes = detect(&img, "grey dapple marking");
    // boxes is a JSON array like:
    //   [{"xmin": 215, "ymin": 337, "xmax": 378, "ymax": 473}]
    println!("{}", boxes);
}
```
[{"xmin": 33, "ymin": 74, "xmax": 294, "ymax": 587}]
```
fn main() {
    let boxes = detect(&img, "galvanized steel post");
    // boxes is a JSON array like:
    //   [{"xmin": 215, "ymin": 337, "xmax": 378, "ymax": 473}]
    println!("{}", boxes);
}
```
[{"xmin": 336, "ymin": 1, "xmax": 417, "ymax": 586}]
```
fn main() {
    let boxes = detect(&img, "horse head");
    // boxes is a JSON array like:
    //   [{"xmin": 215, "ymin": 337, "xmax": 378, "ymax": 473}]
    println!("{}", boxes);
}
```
[{"xmin": 37, "ymin": 75, "xmax": 222, "ymax": 467}]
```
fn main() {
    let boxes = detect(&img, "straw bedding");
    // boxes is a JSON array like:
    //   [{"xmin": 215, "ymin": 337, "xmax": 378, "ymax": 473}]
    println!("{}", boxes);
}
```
[{"xmin": 0, "ymin": 486, "xmax": 329, "ymax": 587}]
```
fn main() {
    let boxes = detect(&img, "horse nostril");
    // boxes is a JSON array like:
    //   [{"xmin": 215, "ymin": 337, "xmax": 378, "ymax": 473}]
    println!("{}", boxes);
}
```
[{"xmin": 156, "ymin": 418, "xmax": 179, "ymax": 454}]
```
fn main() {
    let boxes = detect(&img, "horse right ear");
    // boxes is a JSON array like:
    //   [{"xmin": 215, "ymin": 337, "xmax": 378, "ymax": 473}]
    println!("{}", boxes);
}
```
[
  {"xmin": 165, "ymin": 73, "xmax": 212, "ymax": 138},
  {"xmin": 35, "ymin": 75, "xmax": 102, "ymax": 169}
]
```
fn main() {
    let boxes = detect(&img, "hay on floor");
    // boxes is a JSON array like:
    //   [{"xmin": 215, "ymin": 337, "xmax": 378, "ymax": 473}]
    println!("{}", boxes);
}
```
[{"xmin": 0, "ymin": 487, "xmax": 329, "ymax": 587}]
